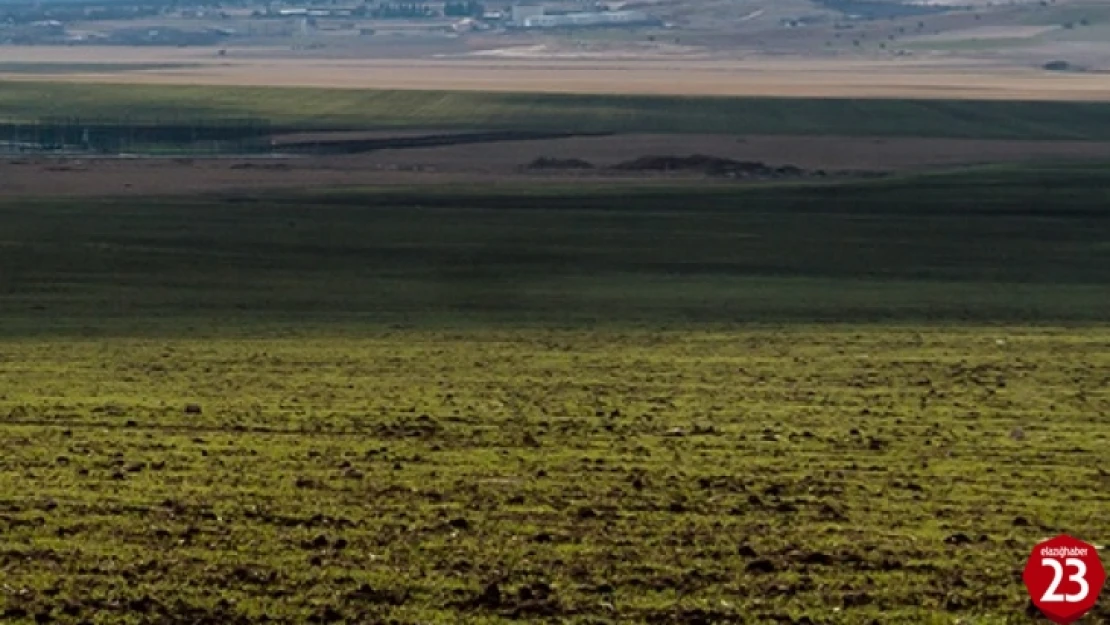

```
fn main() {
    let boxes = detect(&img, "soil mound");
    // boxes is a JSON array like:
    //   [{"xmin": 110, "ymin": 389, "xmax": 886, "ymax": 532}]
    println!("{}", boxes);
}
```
[
  {"xmin": 610, "ymin": 154, "xmax": 807, "ymax": 178},
  {"xmin": 524, "ymin": 157, "xmax": 595, "ymax": 170}
]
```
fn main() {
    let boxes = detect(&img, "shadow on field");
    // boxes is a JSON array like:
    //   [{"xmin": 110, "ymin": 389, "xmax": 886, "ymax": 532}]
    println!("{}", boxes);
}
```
[
  {"xmin": 428, "ymin": 240, "xmax": 576, "ymax": 315},
  {"xmin": 1, "ymin": 163, "xmax": 1109, "ymax": 334}
]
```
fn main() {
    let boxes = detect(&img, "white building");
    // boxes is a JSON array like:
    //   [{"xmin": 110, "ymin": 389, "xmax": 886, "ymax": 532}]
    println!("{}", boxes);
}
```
[
  {"xmin": 510, "ymin": 4, "xmax": 545, "ymax": 26},
  {"xmin": 520, "ymin": 10, "xmax": 655, "ymax": 28}
]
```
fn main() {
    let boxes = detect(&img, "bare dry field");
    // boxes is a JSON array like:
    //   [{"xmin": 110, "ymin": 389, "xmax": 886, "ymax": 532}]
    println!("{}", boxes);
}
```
[
  {"xmin": 6, "ymin": 133, "xmax": 1110, "ymax": 197},
  {"xmin": 2, "ymin": 46, "xmax": 1109, "ymax": 100},
  {"xmin": 907, "ymin": 25, "xmax": 1061, "ymax": 43}
]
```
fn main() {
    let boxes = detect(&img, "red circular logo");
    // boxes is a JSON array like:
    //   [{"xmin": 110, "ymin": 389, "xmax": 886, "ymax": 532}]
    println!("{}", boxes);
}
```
[{"xmin": 1023, "ymin": 534, "xmax": 1106, "ymax": 624}]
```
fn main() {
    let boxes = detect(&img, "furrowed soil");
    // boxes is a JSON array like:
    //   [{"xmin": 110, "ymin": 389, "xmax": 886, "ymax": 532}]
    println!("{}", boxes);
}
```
[
  {"xmin": 1, "ymin": 168, "xmax": 1109, "ymax": 624},
  {"xmin": 1, "ymin": 328, "xmax": 1107, "ymax": 625}
]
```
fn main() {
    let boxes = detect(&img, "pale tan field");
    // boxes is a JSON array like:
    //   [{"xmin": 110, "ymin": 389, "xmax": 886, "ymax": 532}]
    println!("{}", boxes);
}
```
[
  {"xmin": 2, "ymin": 46, "xmax": 1110, "ymax": 100},
  {"xmin": 6, "ymin": 133, "xmax": 1110, "ymax": 197}
]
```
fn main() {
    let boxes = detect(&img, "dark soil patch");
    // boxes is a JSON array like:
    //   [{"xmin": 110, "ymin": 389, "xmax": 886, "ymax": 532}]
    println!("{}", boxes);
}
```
[
  {"xmin": 229, "ymin": 163, "xmax": 292, "ymax": 171},
  {"xmin": 278, "ymin": 130, "xmax": 612, "ymax": 155},
  {"xmin": 524, "ymin": 156, "xmax": 595, "ymax": 170},
  {"xmin": 609, "ymin": 154, "xmax": 811, "ymax": 179}
]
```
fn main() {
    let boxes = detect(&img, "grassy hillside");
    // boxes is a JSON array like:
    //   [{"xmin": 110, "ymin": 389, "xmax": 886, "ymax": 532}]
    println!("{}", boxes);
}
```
[
  {"xmin": 2, "ymin": 163, "xmax": 1109, "ymax": 336},
  {"xmin": 5, "ymin": 80, "xmax": 1110, "ymax": 138}
]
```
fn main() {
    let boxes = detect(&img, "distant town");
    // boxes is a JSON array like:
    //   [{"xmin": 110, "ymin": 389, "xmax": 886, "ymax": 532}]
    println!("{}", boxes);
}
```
[
  {"xmin": 0, "ymin": 0, "xmax": 663, "ymax": 46},
  {"xmin": 1, "ymin": 0, "xmax": 1104, "ymax": 75}
]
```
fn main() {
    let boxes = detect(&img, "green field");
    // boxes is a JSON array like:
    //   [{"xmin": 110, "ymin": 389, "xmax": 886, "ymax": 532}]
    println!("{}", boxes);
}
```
[
  {"xmin": 5, "ymin": 80, "xmax": 1110, "ymax": 138},
  {"xmin": 4, "ymin": 165, "xmax": 1110, "ymax": 332},
  {"xmin": 1, "ymin": 165, "xmax": 1108, "ymax": 623}
]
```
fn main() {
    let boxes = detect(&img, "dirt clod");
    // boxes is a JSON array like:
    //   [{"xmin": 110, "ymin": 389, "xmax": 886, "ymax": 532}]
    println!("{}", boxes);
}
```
[
  {"xmin": 798, "ymin": 551, "xmax": 835, "ymax": 566},
  {"xmin": 944, "ymin": 533, "xmax": 974, "ymax": 546},
  {"xmin": 473, "ymin": 583, "xmax": 502, "ymax": 609},
  {"xmin": 524, "ymin": 157, "xmax": 595, "ymax": 170},
  {"xmin": 610, "ymin": 154, "xmax": 810, "ymax": 179},
  {"xmin": 307, "ymin": 605, "xmax": 343, "ymax": 623},
  {"xmin": 746, "ymin": 558, "xmax": 776, "ymax": 574},
  {"xmin": 843, "ymin": 592, "xmax": 872, "ymax": 607},
  {"xmin": 306, "ymin": 534, "xmax": 329, "ymax": 549}
]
